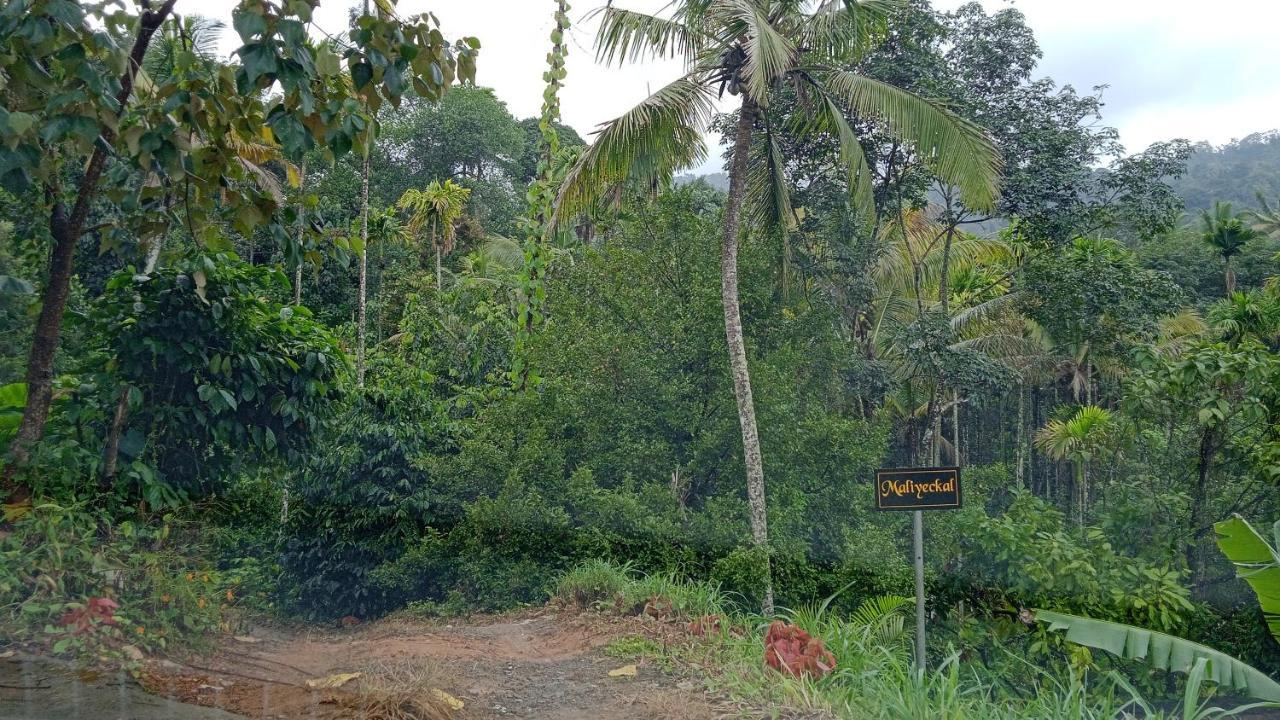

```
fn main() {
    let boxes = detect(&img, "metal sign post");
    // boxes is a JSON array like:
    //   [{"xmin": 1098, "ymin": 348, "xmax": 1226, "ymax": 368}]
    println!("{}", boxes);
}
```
[
  {"xmin": 912, "ymin": 509, "xmax": 926, "ymax": 671},
  {"xmin": 875, "ymin": 466, "xmax": 962, "ymax": 673}
]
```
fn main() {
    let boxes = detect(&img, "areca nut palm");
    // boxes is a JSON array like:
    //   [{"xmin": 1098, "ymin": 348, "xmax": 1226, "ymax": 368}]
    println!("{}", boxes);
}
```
[
  {"xmin": 1034, "ymin": 405, "xmax": 1114, "ymax": 526},
  {"xmin": 556, "ymin": 0, "xmax": 1001, "ymax": 615},
  {"xmin": 399, "ymin": 180, "xmax": 472, "ymax": 289},
  {"xmin": 1200, "ymin": 201, "xmax": 1261, "ymax": 297}
]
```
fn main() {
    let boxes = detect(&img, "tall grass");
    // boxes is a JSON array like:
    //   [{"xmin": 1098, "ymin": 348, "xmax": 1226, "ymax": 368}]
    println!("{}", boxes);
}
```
[
  {"xmin": 553, "ymin": 559, "xmax": 729, "ymax": 618},
  {"xmin": 551, "ymin": 560, "xmax": 1240, "ymax": 719}
]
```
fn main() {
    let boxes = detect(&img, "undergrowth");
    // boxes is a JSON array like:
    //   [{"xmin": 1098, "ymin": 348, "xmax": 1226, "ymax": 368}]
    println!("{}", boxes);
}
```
[
  {"xmin": 0, "ymin": 500, "xmax": 243, "ymax": 662},
  {"xmin": 554, "ymin": 560, "xmax": 1271, "ymax": 720}
]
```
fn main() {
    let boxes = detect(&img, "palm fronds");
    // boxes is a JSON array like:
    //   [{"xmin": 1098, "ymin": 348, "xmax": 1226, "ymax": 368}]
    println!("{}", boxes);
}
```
[
  {"xmin": 592, "ymin": 6, "xmax": 702, "ymax": 67},
  {"xmin": 803, "ymin": 0, "xmax": 893, "ymax": 64},
  {"xmin": 1249, "ymin": 191, "xmax": 1280, "ymax": 238},
  {"xmin": 950, "ymin": 291, "xmax": 1020, "ymax": 333},
  {"xmin": 818, "ymin": 70, "xmax": 1001, "ymax": 210},
  {"xmin": 709, "ymin": 0, "xmax": 796, "ymax": 104},
  {"xmin": 554, "ymin": 72, "xmax": 717, "ymax": 225},
  {"xmin": 1201, "ymin": 201, "xmax": 1260, "ymax": 260}
]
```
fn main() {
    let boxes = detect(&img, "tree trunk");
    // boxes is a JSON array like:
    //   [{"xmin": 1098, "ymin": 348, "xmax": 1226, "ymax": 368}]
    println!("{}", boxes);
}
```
[
  {"xmin": 101, "ymin": 386, "xmax": 130, "ymax": 488},
  {"xmin": 436, "ymin": 245, "xmax": 443, "ymax": 290},
  {"xmin": 951, "ymin": 390, "xmax": 960, "ymax": 465},
  {"xmin": 723, "ymin": 97, "xmax": 773, "ymax": 616},
  {"xmin": 1225, "ymin": 257, "xmax": 1236, "ymax": 297},
  {"xmin": 294, "ymin": 158, "xmax": 308, "ymax": 307},
  {"xmin": 1189, "ymin": 426, "xmax": 1218, "ymax": 594},
  {"xmin": 3, "ymin": 0, "xmax": 178, "ymax": 497},
  {"xmin": 143, "ymin": 228, "xmax": 164, "ymax": 274},
  {"xmin": 357, "ymin": 151, "xmax": 370, "ymax": 388},
  {"xmin": 1075, "ymin": 462, "xmax": 1085, "ymax": 527},
  {"xmin": 1015, "ymin": 385, "xmax": 1025, "ymax": 488}
]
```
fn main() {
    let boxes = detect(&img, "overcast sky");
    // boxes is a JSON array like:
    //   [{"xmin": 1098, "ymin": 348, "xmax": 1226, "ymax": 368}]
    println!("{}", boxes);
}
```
[{"xmin": 184, "ymin": 0, "xmax": 1280, "ymax": 173}]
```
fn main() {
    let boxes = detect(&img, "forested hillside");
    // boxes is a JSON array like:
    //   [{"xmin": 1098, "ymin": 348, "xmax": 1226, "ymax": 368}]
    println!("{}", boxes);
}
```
[
  {"xmin": 1171, "ymin": 131, "xmax": 1280, "ymax": 211},
  {"xmin": 2, "ymin": 0, "xmax": 1279, "ymax": 718}
]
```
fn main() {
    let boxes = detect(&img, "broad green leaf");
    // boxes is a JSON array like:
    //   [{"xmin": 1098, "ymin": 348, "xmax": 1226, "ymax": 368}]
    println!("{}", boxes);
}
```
[
  {"xmin": 6, "ymin": 111, "xmax": 35, "ymax": 136},
  {"xmin": 315, "ymin": 48, "xmax": 341, "ymax": 77},
  {"xmin": 0, "ymin": 382, "xmax": 26, "ymax": 410},
  {"xmin": 1214, "ymin": 514, "xmax": 1280, "ymax": 645},
  {"xmin": 238, "ymin": 43, "xmax": 279, "ymax": 86},
  {"xmin": 1035, "ymin": 609, "xmax": 1280, "ymax": 701}
]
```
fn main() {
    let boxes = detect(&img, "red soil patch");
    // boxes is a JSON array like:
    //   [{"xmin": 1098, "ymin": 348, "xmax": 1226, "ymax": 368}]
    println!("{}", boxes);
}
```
[{"xmin": 139, "ymin": 608, "xmax": 716, "ymax": 719}]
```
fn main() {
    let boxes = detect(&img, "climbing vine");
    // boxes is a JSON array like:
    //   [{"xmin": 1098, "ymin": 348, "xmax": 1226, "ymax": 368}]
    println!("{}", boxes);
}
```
[{"xmin": 511, "ymin": 0, "xmax": 571, "ymax": 390}]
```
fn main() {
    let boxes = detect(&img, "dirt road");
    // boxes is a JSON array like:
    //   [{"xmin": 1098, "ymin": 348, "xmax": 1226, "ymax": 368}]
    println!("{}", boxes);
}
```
[{"xmin": 132, "ymin": 609, "xmax": 721, "ymax": 720}]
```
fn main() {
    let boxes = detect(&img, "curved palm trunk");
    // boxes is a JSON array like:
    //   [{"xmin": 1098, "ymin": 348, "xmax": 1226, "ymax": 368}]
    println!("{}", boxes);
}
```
[{"xmin": 723, "ymin": 97, "xmax": 773, "ymax": 616}]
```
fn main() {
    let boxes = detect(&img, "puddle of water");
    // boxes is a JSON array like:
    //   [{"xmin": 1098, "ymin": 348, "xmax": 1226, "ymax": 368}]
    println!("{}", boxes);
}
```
[{"xmin": 0, "ymin": 654, "xmax": 246, "ymax": 720}]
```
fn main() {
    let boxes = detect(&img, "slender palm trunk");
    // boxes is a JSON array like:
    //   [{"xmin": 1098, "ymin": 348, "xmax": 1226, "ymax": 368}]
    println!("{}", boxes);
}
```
[
  {"xmin": 1015, "ymin": 385, "xmax": 1025, "ymax": 488},
  {"xmin": 1074, "ymin": 462, "xmax": 1085, "ymax": 527},
  {"xmin": 1225, "ymin": 257, "xmax": 1236, "ymax": 297},
  {"xmin": 951, "ymin": 390, "xmax": 960, "ymax": 465},
  {"xmin": 434, "ymin": 217, "xmax": 443, "ymax": 289},
  {"xmin": 357, "ymin": 151, "xmax": 370, "ymax": 388},
  {"xmin": 723, "ymin": 97, "xmax": 773, "ymax": 616},
  {"xmin": 294, "ymin": 158, "xmax": 308, "ymax": 307},
  {"xmin": 4, "ymin": 0, "xmax": 178, "ymax": 496}
]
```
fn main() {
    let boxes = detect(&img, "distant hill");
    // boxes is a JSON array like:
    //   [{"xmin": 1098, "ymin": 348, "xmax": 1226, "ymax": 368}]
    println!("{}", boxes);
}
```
[
  {"xmin": 674, "ymin": 172, "xmax": 729, "ymax": 192},
  {"xmin": 1168, "ymin": 130, "xmax": 1280, "ymax": 211},
  {"xmin": 676, "ymin": 132, "xmax": 1280, "ymax": 220}
]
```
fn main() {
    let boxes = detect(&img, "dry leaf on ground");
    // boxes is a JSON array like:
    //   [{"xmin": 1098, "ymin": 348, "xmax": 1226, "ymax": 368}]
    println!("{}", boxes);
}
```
[{"xmin": 306, "ymin": 672, "xmax": 362, "ymax": 689}]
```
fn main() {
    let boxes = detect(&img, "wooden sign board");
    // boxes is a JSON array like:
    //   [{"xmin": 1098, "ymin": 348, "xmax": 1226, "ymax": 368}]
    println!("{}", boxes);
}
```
[{"xmin": 875, "ymin": 466, "xmax": 962, "ymax": 511}]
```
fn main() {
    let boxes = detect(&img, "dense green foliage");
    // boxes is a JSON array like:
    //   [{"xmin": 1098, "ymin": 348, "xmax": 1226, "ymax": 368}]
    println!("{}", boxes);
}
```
[{"xmin": 1, "ymin": 0, "xmax": 1278, "ymax": 714}]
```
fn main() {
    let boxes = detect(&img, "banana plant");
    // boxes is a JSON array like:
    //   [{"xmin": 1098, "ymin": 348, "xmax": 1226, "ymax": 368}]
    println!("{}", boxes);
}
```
[
  {"xmin": 1213, "ymin": 514, "xmax": 1280, "ymax": 645},
  {"xmin": 1034, "ymin": 609, "xmax": 1280, "ymax": 702}
]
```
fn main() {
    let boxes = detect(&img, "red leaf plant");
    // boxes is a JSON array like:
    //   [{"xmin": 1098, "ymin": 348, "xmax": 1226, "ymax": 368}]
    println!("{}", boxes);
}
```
[
  {"xmin": 687, "ymin": 614, "xmax": 722, "ymax": 637},
  {"xmin": 763, "ymin": 620, "xmax": 836, "ymax": 679},
  {"xmin": 59, "ymin": 597, "xmax": 119, "ymax": 635}
]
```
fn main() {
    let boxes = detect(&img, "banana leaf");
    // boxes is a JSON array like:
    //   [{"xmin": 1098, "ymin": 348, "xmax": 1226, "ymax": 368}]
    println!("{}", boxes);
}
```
[
  {"xmin": 1215, "ymin": 514, "xmax": 1280, "ymax": 645},
  {"xmin": 1034, "ymin": 609, "xmax": 1280, "ymax": 702}
]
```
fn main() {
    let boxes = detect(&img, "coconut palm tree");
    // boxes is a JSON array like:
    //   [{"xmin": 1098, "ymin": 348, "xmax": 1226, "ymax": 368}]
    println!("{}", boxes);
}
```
[
  {"xmin": 1035, "ymin": 405, "xmax": 1115, "ymax": 527},
  {"xmin": 398, "ymin": 180, "xmax": 472, "ymax": 289},
  {"xmin": 555, "ymin": 0, "xmax": 1000, "ymax": 614},
  {"xmin": 1249, "ymin": 191, "xmax": 1280, "ymax": 239},
  {"xmin": 1200, "ymin": 201, "xmax": 1261, "ymax": 297}
]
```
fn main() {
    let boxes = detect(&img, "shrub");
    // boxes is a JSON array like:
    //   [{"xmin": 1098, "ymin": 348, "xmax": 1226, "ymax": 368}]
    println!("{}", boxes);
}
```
[
  {"xmin": 89, "ymin": 255, "xmax": 344, "ymax": 501},
  {"xmin": 0, "ymin": 501, "xmax": 231, "ymax": 659}
]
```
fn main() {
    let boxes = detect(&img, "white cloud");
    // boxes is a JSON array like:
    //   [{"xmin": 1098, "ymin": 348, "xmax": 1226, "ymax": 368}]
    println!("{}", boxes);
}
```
[
  {"xmin": 933, "ymin": 0, "xmax": 1280, "ymax": 151},
  {"xmin": 181, "ymin": 0, "xmax": 1280, "ymax": 169}
]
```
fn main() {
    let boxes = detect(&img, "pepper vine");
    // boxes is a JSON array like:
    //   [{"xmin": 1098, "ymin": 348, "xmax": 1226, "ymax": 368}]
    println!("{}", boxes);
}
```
[{"xmin": 511, "ymin": 0, "xmax": 571, "ymax": 390}]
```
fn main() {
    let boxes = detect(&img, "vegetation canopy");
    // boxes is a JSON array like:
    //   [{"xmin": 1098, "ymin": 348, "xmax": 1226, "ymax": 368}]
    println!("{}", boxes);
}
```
[{"xmin": 0, "ymin": 0, "xmax": 1278, "ymax": 717}]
